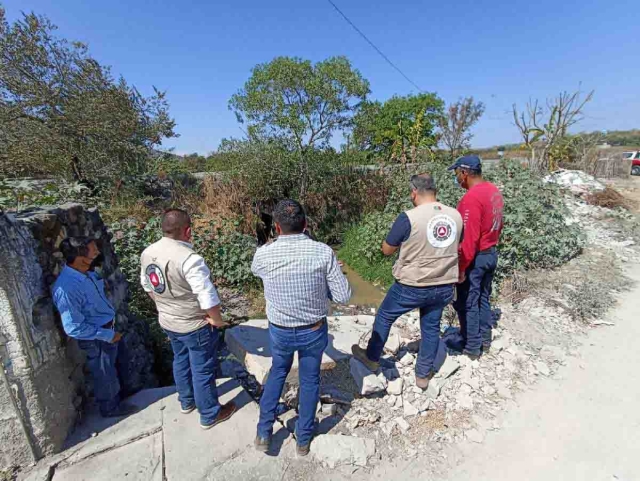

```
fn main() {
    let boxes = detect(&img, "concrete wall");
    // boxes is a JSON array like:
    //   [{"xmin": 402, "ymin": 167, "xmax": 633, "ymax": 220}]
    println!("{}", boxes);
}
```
[{"xmin": 0, "ymin": 204, "xmax": 155, "ymax": 469}]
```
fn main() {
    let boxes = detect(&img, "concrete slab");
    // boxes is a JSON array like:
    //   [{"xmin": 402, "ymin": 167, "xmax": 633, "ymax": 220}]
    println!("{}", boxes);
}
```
[
  {"xmin": 225, "ymin": 316, "xmax": 398, "ymax": 384},
  {"xmin": 53, "ymin": 432, "xmax": 162, "ymax": 481},
  {"xmin": 163, "ymin": 377, "xmax": 271, "ymax": 481},
  {"xmin": 62, "ymin": 387, "xmax": 175, "ymax": 464}
]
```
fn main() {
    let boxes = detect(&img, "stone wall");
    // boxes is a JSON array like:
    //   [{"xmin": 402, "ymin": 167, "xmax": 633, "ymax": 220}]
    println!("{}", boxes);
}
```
[{"xmin": 0, "ymin": 204, "xmax": 155, "ymax": 469}]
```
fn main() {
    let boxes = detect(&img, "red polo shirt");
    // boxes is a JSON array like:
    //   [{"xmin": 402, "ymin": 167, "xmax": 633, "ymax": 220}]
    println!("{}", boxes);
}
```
[{"xmin": 457, "ymin": 181, "xmax": 504, "ymax": 274}]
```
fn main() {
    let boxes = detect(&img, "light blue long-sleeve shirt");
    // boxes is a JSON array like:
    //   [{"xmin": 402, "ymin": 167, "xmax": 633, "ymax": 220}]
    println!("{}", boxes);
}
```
[{"xmin": 52, "ymin": 265, "xmax": 117, "ymax": 343}]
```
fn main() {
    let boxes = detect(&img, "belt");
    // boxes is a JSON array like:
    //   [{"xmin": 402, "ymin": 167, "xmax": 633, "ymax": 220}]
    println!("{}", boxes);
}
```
[
  {"xmin": 271, "ymin": 318, "xmax": 326, "ymax": 331},
  {"xmin": 101, "ymin": 320, "xmax": 115, "ymax": 329},
  {"xmin": 479, "ymin": 246, "xmax": 497, "ymax": 254}
]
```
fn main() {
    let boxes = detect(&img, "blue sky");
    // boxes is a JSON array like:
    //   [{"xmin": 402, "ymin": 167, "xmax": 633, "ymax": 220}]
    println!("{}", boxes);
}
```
[{"xmin": 5, "ymin": 0, "xmax": 639, "ymax": 154}]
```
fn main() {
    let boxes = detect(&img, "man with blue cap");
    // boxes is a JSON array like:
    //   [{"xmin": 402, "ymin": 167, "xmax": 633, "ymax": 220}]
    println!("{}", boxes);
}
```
[{"xmin": 448, "ymin": 155, "xmax": 504, "ymax": 359}]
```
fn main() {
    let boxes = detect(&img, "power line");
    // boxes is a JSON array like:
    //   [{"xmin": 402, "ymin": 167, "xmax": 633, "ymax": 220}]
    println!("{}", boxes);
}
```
[{"xmin": 326, "ymin": 0, "xmax": 424, "ymax": 93}]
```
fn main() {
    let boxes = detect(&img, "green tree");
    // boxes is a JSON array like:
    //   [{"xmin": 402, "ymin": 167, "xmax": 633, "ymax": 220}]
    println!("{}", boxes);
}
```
[
  {"xmin": 352, "ymin": 93, "xmax": 444, "ymax": 163},
  {"xmin": 0, "ymin": 9, "xmax": 176, "ymax": 183},
  {"xmin": 229, "ymin": 56, "xmax": 370, "ymax": 151}
]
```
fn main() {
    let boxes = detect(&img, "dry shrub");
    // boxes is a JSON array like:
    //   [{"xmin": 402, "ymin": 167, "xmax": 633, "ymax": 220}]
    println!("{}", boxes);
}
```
[
  {"xmin": 199, "ymin": 175, "xmax": 258, "ymax": 234},
  {"xmin": 585, "ymin": 186, "xmax": 632, "ymax": 210}
]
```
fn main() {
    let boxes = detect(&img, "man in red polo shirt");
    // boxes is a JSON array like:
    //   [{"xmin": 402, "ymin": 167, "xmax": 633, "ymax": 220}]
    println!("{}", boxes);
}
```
[{"xmin": 448, "ymin": 155, "xmax": 504, "ymax": 359}]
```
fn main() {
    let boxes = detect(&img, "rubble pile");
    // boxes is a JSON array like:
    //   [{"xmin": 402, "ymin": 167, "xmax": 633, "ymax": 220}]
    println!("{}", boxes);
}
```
[{"xmin": 544, "ymin": 169, "xmax": 605, "ymax": 196}]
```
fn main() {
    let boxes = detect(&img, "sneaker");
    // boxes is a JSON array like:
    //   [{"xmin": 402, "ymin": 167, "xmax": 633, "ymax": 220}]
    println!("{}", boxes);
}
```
[
  {"xmin": 296, "ymin": 443, "xmax": 310, "ymax": 457},
  {"xmin": 102, "ymin": 402, "xmax": 138, "ymax": 418},
  {"xmin": 351, "ymin": 345, "xmax": 379, "ymax": 372},
  {"xmin": 415, "ymin": 372, "xmax": 435, "ymax": 390},
  {"xmin": 463, "ymin": 349, "xmax": 482, "ymax": 361},
  {"xmin": 254, "ymin": 435, "xmax": 271, "ymax": 453},
  {"xmin": 200, "ymin": 402, "xmax": 237, "ymax": 430},
  {"xmin": 180, "ymin": 404, "xmax": 196, "ymax": 414}
]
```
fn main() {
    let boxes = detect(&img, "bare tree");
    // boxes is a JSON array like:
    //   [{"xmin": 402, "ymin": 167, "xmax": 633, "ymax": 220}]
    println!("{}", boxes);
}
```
[
  {"xmin": 512, "ymin": 90, "xmax": 594, "ymax": 173},
  {"xmin": 439, "ymin": 97, "xmax": 485, "ymax": 158}
]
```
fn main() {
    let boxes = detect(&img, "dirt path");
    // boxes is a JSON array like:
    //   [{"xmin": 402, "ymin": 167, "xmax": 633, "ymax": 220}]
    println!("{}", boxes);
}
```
[{"xmin": 439, "ymin": 265, "xmax": 640, "ymax": 481}]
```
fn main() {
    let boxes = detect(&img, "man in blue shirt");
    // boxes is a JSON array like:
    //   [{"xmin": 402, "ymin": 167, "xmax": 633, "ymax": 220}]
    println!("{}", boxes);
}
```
[{"xmin": 53, "ymin": 237, "xmax": 136, "ymax": 418}]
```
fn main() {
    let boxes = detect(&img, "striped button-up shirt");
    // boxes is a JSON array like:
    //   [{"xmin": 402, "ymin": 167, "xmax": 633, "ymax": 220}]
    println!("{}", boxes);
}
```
[{"xmin": 251, "ymin": 234, "xmax": 352, "ymax": 327}]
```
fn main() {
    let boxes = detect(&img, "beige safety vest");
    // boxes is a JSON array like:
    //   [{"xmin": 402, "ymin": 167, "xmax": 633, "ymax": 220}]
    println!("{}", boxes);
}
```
[
  {"xmin": 140, "ymin": 237, "xmax": 208, "ymax": 333},
  {"xmin": 392, "ymin": 202, "xmax": 463, "ymax": 287}
]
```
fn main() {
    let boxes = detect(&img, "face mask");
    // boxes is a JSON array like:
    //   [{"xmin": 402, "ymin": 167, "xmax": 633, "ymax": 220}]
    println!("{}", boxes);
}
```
[{"xmin": 453, "ymin": 177, "xmax": 460, "ymax": 187}]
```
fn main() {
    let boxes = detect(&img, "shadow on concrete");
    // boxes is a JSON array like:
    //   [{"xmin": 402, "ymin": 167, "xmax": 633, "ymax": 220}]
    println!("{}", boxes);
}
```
[{"xmin": 64, "ymin": 386, "xmax": 176, "ymax": 450}]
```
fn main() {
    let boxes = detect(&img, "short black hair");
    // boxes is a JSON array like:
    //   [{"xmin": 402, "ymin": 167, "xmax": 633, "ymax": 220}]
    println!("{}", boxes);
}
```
[
  {"xmin": 273, "ymin": 199, "xmax": 306, "ymax": 234},
  {"xmin": 161, "ymin": 209, "xmax": 191, "ymax": 238},
  {"xmin": 59, "ymin": 237, "xmax": 94, "ymax": 264},
  {"xmin": 410, "ymin": 173, "xmax": 437, "ymax": 194}
]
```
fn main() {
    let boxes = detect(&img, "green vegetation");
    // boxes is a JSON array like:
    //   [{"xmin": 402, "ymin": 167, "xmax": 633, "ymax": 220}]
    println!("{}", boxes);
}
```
[{"xmin": 340, "ymin": 160, "xmax": 583, "ymax": 288}]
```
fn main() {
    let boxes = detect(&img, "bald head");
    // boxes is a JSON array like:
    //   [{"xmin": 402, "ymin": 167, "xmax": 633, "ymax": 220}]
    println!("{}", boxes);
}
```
[{"xmin": 162, "ymin": 209, "xmax": 191, "ymax": 240}]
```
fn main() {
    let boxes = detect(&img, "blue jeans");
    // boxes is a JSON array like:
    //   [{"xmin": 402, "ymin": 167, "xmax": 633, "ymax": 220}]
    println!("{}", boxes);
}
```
[
  {"xmin": 77, "ymin": 339, "xmax": 121, "ymax": 416},
  {"xmin": 257, "ymin": 321, "xmax": 328, "ymax": 447},
  {"xmin": 454, "ymin": 248, "xmax": 498, "ymax": 354},
  {"xmin": 366, "ymin": 282, "xmax": 454, "ymax": 378},
  {"xmin": 164, "ymin": 325, "xmax": 221, "ymax": 424}
]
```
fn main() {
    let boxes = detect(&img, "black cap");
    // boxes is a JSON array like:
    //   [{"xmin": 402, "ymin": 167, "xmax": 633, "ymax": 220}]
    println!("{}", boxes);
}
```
[{"xmin": 448, "ymin": 155, "xmax": 482, "ymax": 172}]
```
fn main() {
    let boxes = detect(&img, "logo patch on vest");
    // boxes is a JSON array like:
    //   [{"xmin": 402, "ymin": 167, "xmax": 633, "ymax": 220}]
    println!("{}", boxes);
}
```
[
  {"xmin": 427, "ymin": 215, "xmax": 457, "ymax": 248},
  {"xmin": 145, "ymin": 264, "xmax": 166, "ymax": 294}
]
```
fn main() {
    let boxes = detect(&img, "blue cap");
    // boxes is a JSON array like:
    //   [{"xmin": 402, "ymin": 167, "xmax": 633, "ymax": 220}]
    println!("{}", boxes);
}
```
[{"xmin": 448, "ymin": 155, "xmax": 482, "ymax": 172}]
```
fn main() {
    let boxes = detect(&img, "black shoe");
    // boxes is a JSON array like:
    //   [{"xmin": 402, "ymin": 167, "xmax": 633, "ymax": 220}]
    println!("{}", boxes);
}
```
[
  {"xmin": 351, "ymin": 345, "xmax": 380, "ymax": 372},
  {"xmin": 463, "ymin": 349, "xmax": 482, "ymax": 361},
  {"xmin": 254, "ymin": 435, "xmax": 271, "ymax": 453},
  {"xmin": 296, "ymin": 443, "xmax": 310, "ymax": 457},
  {"xmin": 102, "ymin": 402, "xmax": 138, "ymax": 418},
  {"xmin": 482, "ymin": 342, "xmax": 492, "ymax": 353}
]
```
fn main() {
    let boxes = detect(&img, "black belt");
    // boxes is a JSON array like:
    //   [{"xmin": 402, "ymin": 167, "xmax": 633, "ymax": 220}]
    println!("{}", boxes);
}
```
[
  {"xmin": 101, "ymin": 320, "xmax": 114, "ymax": 329},
  {"xmin": 271, "ymin": 318, "xmax": 326, "ymax": 330}
]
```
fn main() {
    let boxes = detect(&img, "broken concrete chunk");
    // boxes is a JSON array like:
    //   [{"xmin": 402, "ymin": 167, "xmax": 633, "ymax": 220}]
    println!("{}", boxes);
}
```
[
  {"xmin": 435, "ymin": 356, "xmax": 459, "ymax": 379},
  {"xmin": 310, "ymin": 434, "xmax": 376, "ymax": 468},
  {"xmin": 384, "ymin": 332, "xmax": 402, "ymax": 355},
  {"xmin": 395, "ymin": 417, "xmax": 410, "ymax": 433},
  {"xmin": 535, "ymin": 361, "xmax": 551, "ymax": 376},
  {"xmin": 350, "ymin": 358, "xmax": 386, "ymax": 396},
  {"xmin": 403, "ymin": 399, "xmax": 419, "ymax": 417},
  {"xmin": 399, "ymin": 352, "xmax": 416, "ymax": 366},
  {"xmin": 465, "ymin": 428, "xmax": 484, "ymax": 443},
  {"xmin": 387, "ymin": 378, "xmax": 404, "ymax": 396}
]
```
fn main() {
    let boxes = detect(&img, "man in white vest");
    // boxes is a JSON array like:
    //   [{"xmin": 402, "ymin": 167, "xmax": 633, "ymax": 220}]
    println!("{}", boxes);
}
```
[
  {"xmin": 140, "ymin": 209, "xmax": 236, "ymax": 429},
  {"xmin": 352, "ymin": 174, "xmax": 463, "ymax": 390}
]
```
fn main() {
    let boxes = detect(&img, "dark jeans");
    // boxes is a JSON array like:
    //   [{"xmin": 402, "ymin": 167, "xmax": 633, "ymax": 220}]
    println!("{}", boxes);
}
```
[
  {"xmin": 366, "ymin": 282, "xmax": 454, "ymax": 378},
  {"xmin": 257, "ymin": 321, "xmax": 328, "ymax": 447},
  {"xmin": 454, "ymin": 248, "xmax": 499, "ymax": 354},
  {"xmin": 164, "ymin": 325, "xmax": 221, "ymax": 425},
  {"xmin": 77, "ymin": 338, "xmax": 121, "ymax": 416}
]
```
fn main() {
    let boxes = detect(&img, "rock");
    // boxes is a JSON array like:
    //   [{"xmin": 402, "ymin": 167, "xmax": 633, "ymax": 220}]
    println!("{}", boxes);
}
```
[
  {"xmin": 386, "ymin": 394, "xmax": 397, "ymax": 405},
  {"xmin": 435, "ymin": 356, "xmax": 459, "ymax": 379},
  {"xmin": 465, "ymin": 429, "xmax": 484, "ymax": 443},
  {"xmin": 350, "ymin": 358, "xmax": 387, "ymax": 396},
  {"xmin": 387, "ymin": 378, "xmax": 404, "ymax": 396},
  {"xmin": 419, "ymin": 399, "xmax": 433, "ymax": 412},
  {"xmin": 310, "ymin": 434, "xmax": 376, "ymax": 468},
  {"xmin": 535, "ymin": 361, "xmax": 550, "ymax": 376},
  {"xmin": 495, "ymin": 381, "xmax": 512, "ymax": 399},
  {"xmin": 456, "ymin": 393, "xmax": 474, "ymax": 410},
  {"xmin": 395, "ymin": 417, "xmax": 410, "ymax": 433},
  {"xmin": 425, "ymin": 379, "xmax": 442, "ymax": 399},
  {"xmin": 403, "ymin": 399, "xmax": 419, "ymax": 417},
  {"xmin": 320, "ymin": 403, "xmax": 337, "ymax": 416},
  {"xmin": 399, "ymin": 352, "xmax": 416, "ymax": 366},
  {"xmin": 384, "ymin": 333, "xmax": 402, "ymax": 355}
]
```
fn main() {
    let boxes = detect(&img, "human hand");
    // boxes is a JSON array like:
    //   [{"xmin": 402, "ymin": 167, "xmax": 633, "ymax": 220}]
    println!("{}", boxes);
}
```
[
  {"xmin": 206, "ymin": 316, "xmax": 230, "ymax": 328},
  {"xmin": 458, "ymin": 272, "xmax": 466, "ymax": 284},
  {"xmin": 111, "ymin": 332, "xmax": 123, "ymax": 343}
]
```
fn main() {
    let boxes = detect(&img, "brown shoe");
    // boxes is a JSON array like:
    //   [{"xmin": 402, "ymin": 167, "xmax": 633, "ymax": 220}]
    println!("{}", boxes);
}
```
[
  {"xmin": 415, "ymin": 373, "xmax": 434, "ymax": 390},
  {"xmin": 200, "ymin": 402, "xmax": 237, "ymax": 430},
  {"xmin": 296, "ymin": 443, "xmax": 310, "ymax": 457},
  {"xmin": 351, "ymin": 345, "xmax": 380, "ymax": 372}
]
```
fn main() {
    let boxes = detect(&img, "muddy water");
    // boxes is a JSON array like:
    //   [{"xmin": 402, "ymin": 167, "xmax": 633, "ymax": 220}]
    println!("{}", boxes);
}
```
[{"xmin": 339, "ymin": 262, "xmax": 386, "ymax": 308}]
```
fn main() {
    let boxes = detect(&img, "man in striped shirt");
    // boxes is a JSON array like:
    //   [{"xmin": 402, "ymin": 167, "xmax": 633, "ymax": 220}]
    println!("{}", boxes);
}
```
[{"xmin": 252, "ymin": 199, "xmax": 351, "ymax": 456}]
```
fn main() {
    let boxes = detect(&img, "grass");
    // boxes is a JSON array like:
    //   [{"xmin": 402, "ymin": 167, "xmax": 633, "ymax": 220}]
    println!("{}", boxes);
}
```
[{"xmin": 338, "ymin": 243, "xmax": 395, "ymax": 288}]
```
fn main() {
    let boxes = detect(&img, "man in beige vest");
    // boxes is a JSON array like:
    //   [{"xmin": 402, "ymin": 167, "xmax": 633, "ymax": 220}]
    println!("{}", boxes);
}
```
[
  {"xmin": 140, "ymin": 209, "xmax": 236, "ymax": 429},
  {"xmin": 352, "ymin": 174, "xmax": 463, "ymax": 389}
]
